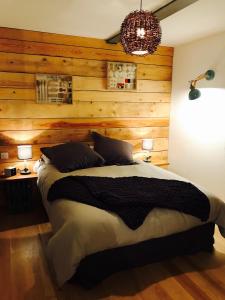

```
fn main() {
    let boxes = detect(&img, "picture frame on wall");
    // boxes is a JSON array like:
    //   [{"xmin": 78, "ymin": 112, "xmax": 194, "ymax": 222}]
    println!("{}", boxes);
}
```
[
  {"xmin": 36, "ymin": 74, "xmax": 73, "ymax": 104},
  {"xmin": 107, "ymin": 61, "xmax": 137, "ymax": 90}
]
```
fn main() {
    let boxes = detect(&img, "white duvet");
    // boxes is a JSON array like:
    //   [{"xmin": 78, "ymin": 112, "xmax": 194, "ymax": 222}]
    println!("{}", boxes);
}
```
[{"xmin": 37, "ymin": 161, "xmax": 225, "ymax": 286}]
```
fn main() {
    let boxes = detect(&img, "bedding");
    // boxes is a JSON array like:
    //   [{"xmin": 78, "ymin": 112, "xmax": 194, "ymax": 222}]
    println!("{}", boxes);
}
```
[
  {"xmin": 48, "ymin": 176, "xmax": 210, "ymax": 229},
  {"xmin": 72, "ymin": 222, "xmax": 215, "ymax": 287},
  {"xmin": 37, "ymin": 161, "xmax": 225, "ymax": 286}
]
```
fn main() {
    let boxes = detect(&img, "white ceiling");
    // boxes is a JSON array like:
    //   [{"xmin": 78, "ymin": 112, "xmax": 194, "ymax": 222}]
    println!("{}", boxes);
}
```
[
  {"xmin": 161, "ymin": 0, "xmax": 225, "ymax": 46},
  {"xmin": 0, "ymin": 0, "xmax": 225, "ymax": 46}
]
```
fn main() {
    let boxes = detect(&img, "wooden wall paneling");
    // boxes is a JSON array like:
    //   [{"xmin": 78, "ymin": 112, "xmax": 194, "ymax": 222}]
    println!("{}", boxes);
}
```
[
  {"xmin": 0, "ymin": 27, "xmax": 125, "ymax": 51},
  {"xmin": 150, "ymin": 150, "xmax": 168, "ymax": 161},
  {"xmin": 105, "ymin": 127, "xmax": 169, "ymax": 140},
  {"xmin": 0, "ymin": 127, "xmax": 168, "ymax": 146},
  {"xmin": 0, "ymin": 27, "xmax": 173, "ymax": 169},
  {"xmin": 0, "ymin": 73, "xmax": 172, "ymax": 92},
  {"xmin": 0, "ymin": 38, "xmax": 173, "ymax": 66},
  {"xmin": 152, "ymin": 138, "xmax": 169, "ymax": 151},
  {"xmin": 0, "ymin": 118, "xmax": 169, "ymax": 131},
  {"xmin": 0, "ymin": 119, "xmax": 34, "ymax": 131},
  {"xmin": 0, "ymin": 128, "xmax": 106, "ymax": 145},
  {"xmin": 73, "ymin": 76, "xmax": 107, "ymax": 91},
  {"xmin": 0, "ymin": 52, "xmax": 172, "ymax": 80},
  {"xmin": 0, "ymin": 52, "xmax": 106, "ymax": 77},
  {"xmin": 137, "ymin": 80, "xmax": 172, "ymax": 93},
  {"xmin": 0, "ymin": 27, "xmax": 174, "ymax": 56},
  {"xmin": 0, "ymin": 72, "xmax": 35, "ymax": 88},
  {"xmin": 137, "ymin": 64, "xmax": 172, "ymax": 81},
  {"xmin": 0, "ymin": 88, "xmax": 35, "ymax": 100},
  {"xmin": 73, "ymin": 77, "xmax": 172, "ymax": 92},
  {"xmin": 0, "ymin": 89, "xmax": 171, "ymax": 102},
  {"xmin": 74, "ymin": 91, "xmax": 170, "ymax": 103},
  {"xmin": 0, "ymin": 101, "xmax": 170, "ymax": 118}
]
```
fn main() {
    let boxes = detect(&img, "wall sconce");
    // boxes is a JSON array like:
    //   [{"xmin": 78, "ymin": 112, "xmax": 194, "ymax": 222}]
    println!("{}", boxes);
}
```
[{"xmin": 189, "ymin": 69, "xmax": 215, "ymax": 100}]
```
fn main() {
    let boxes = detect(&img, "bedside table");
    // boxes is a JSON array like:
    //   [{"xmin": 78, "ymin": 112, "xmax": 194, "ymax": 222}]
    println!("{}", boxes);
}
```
[{"xmin": 0, "ymin": 173, "xmax": 38, "ymax": 213}]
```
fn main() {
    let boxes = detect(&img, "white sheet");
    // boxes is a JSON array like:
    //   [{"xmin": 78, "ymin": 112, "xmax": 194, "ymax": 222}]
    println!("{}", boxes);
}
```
[{"xmin": 37, "ymin": 161, "xmax": 225, "ymax": 286}]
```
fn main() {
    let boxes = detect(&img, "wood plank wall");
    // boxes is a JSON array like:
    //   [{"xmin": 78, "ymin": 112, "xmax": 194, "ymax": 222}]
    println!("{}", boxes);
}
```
[{"xmin": 0, "ymin": 27, "xmax": 173, "ymax": 172}]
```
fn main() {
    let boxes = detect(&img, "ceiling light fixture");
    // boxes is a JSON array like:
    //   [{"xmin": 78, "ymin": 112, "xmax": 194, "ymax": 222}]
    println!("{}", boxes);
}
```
[
  {"xmin": 120, "ymin": 0, "xmax": 161, "ymax": 56},
  {"xmin": 189, "ymin": 70, "xmax": 215, "ymax": 100}
]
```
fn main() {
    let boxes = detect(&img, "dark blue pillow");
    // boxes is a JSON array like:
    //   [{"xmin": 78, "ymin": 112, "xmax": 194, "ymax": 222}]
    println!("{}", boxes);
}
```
[
  {"xmin": 41, "ymin": 142, "xmax": 105, "ymax": 172},
  {"xmin": 92, "ymin": 132, "xmax": 134, "ymax": 165}
]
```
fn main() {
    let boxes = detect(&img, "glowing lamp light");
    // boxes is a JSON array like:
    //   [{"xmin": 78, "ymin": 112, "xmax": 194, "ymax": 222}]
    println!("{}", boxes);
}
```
[
  {"xmin": 142, "ymin": 139, "xmax": 153, "ymax": 162},
  {"xmin": 17, "ymin": 145, "xmax": 32, "ymax": 175}
]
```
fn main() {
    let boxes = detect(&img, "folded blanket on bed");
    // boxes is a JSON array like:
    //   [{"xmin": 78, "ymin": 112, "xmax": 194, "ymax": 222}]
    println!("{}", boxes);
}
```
[{"xmin": 47, "ymin": 176, "xmax": 210, "ymax": 230}]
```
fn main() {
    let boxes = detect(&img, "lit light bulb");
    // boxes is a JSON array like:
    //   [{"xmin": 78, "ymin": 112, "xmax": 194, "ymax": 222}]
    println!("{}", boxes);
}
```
[
  {"xmin": 132, "ymin": 50, "xmax": 148, "ymax": 55},
  {"xmin": 136, "ymin": 27, "xmax": 145, "ymax": 38}
]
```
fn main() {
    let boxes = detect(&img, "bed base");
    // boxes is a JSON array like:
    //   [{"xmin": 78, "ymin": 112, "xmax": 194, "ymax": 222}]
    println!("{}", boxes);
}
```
[{"xmin": 71, "ymin": 222, "xmax": 215, "ymax": 288}]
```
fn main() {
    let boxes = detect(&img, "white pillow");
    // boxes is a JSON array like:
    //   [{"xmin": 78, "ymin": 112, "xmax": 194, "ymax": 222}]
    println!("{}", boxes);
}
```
[{"xmin": 41, "ymin": 154, "xmax": 51, "ymax": 164}]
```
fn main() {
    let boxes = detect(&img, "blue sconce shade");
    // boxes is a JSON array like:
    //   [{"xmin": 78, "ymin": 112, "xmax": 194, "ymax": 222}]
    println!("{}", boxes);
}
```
[
  {"xmin": 188, "ymin": 69, "xmax": 215, "ymax": 100},
  {"xmin": 205, "ymin": 70, "xmax": 215, "ymax": 80},
  {"xmin": 189, "ymin": 86, "xmax": 201, "ymax": 100}
]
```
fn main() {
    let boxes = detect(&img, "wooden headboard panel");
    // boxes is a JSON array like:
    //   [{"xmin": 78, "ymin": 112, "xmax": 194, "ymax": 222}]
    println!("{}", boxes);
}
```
[{"xmin": 0, "ymin": 27, "xmax": 173, "ymax": 172}]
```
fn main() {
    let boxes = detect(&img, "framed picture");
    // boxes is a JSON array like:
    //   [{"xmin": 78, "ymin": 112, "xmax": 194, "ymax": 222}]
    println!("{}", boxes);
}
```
[
  {"xmin": 36, "ymin": 74, "xmax": 72, "ymax": 104},
  {"xmin": 107, "ymin": 61, "xmax": 137, "ymax": 90}
]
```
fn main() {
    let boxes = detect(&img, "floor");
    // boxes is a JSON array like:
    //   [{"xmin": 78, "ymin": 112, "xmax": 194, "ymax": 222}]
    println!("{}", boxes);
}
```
[{"xmin": 0, "ymin": 219, "xmax": 225, "ymax": 300}]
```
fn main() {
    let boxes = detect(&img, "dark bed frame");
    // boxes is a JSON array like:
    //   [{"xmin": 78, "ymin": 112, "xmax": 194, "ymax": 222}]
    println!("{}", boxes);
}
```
[{"xmin": 71, "ymin": 222, "xmax": 215, "ymax": 288}]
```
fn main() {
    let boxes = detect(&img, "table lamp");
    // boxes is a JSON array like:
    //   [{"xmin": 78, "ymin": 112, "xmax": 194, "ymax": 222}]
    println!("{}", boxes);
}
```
[
  {"xmin": 17, "ymin": 145, "xmax": 32, "ymax": 175},
  {"xmin": 142, "ymin": 139, "xmax": 153, "ymax": 162}
]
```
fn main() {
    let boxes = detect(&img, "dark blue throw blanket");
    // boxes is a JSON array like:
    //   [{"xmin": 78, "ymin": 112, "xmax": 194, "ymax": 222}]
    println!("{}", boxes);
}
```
[{"xmin": 47, "ymin": 176, "xmax": 210, "ymax": 230}]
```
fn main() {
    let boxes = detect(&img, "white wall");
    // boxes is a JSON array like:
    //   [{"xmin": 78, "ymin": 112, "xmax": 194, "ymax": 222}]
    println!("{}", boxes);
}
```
[{"xmin": 169, "ymin": 31, "xmax": 225, "ymax": 201}]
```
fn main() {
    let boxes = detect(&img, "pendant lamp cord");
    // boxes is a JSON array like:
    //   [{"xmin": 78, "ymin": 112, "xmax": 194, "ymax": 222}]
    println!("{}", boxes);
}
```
[{"xmin": 140, "ymin": 0, "xmax": 143, "ymax": 10}]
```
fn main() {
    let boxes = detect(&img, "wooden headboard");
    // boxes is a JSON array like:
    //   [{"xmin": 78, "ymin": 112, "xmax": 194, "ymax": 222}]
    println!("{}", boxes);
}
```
[{"xmin": 0, "ymin": 27, "xmax": 173, "ymax": 172}]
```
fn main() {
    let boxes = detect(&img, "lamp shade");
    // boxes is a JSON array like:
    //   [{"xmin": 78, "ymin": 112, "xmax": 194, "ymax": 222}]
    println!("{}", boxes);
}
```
[
  {"xmin": 189, "ymin": 87, "xmax": 201, "ymax": 100},
  {"xmin": 204, "ymin": 69, "xmax": 215, "ymax": 80},
  {"xmin": 142, "ymin": 139, "xmax": 153, "ymax": 151},
  {"xmin": 120, "ymin": 9, "xmax": 161, "ymax": 56},
  {"xmin": 17, "ymin": 145, "xmax": 32, "ymax": 160}
]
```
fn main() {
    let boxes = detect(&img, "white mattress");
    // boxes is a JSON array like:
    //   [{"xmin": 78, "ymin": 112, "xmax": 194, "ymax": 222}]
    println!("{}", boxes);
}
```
[{"xmin": 37, "ymin": 161, "xmax": 225, "ymax": 286}]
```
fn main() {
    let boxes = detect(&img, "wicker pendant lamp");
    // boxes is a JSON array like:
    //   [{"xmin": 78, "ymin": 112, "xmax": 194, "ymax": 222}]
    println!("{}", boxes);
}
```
[{"xmin": 120, "ymin": 0, "xmax": 161, "ymax": 56}]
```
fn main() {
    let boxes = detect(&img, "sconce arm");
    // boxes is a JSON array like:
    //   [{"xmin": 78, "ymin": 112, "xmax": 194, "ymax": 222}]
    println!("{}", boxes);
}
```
[
  {"xmin": 190, "ymin": 80, "xmax": 197, "ymax": 89},
  {"xmin": 190, "ymin": 70, "xmax": 215, "ymax": 87},
  {"xmin": 194, "ymin": 73, "xmax": 206, "ymax": 81}
]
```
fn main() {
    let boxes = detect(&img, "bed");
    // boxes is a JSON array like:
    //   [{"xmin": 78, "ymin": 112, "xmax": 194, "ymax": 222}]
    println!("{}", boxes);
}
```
[{"xmin": 37, "ymin": 159, "xmax": 225, "ymax": 288}]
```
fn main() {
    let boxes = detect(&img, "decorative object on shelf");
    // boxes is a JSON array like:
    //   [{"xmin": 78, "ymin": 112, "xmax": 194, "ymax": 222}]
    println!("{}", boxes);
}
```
[
  {"xmin": 120, "ymin": 0, "xmax": 161, "ymax": 56},
  {"xmin": 189, "ymin": 69, "xmax": 215, "ymax": 100},
  {"xmin": 17, "ymin": 145, "xmax": 32, "ymax": 175},
  {"xmin": 4, "ymin": 166, "xmax": 17, "ymax": 177},
  {"xmin": 107, "ymin": 62, "xmax": 136, "ymax": 90},
  {"xmin": 36, "ymin": 74, "xmax": 72, "ymax": 104},
  {"xmin": 142, "ymin": 139, "xmax": 153, "ymax": 162}
]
